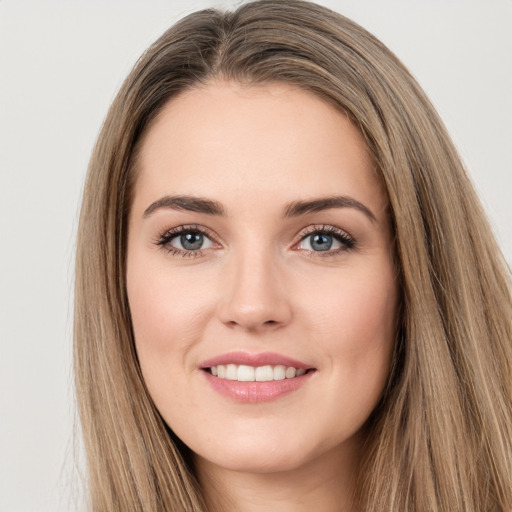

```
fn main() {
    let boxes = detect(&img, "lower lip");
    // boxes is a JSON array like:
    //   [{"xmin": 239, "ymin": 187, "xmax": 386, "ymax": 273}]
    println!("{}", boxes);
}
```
[{"xmin": 202, "ymin": 370, "xmax": 315, "ymax": 403}]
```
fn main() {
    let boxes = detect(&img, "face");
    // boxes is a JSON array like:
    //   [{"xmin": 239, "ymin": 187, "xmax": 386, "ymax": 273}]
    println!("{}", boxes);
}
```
[{"xmin": 126, "ymin": 81, "xmax": 398, "ymax": 475}]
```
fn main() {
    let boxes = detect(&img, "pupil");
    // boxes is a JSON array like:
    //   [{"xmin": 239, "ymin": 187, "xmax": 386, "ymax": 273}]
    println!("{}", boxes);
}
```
[
  {"xmin": 311, "ymin": 233, "xmax": 332, "ymax": 251},
  {"xmin": 181, "ymin": 232, "xmax": 203, "ymax": 250}
]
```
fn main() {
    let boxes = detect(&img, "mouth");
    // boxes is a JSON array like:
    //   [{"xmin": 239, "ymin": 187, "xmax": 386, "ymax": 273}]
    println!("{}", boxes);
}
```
[
  {"xmin": 199, "ymin": 351, "xmax": 317, "ymax": 402},
  {"xmin": 204, "ymin": 364, "xmax": 313, "ymax": 382}
]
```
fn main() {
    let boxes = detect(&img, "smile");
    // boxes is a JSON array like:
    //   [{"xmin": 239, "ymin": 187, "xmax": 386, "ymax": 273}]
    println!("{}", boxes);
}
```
[
  {"xmin": 200, "ymin": 352, "xmax": 316, "ymax": 402},
  {"xmin": 208, "ymin": 364, "xmax": 307, "ymax": 381}
]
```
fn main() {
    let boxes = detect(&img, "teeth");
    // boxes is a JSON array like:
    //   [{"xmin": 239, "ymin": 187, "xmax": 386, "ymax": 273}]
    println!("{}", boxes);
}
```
[
  {"xmin": 209, "ymin": 364, "xmax": 309, "ymax": 382},
  {"xmin": 237, "ymin": 365, "xmax": 255, "ymax": 381},
  {"xmin": 226, "ymin": 364, "xmax": 238, "ymax": 380},
  {"xmin": 273, "ymin": 365, "xmax": 286, "ymax": 380},
  {"xmin": 255, "ymin": 365, "xmax": 273, "ymax": 381},
  {"xmin": 285, "ymin": 367, "xmax": 296, "ymax": 379}
]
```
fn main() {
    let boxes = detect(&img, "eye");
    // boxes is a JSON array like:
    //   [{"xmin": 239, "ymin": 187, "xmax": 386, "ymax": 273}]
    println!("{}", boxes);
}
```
[
  {"xmin": 156, "ymin": 225, "xmax": 217, "ymax": 257},
  {"xmin": 296, "ymin": 225, "xmax": 355, "ymax": 255},
  {"xmin": 300, "ymin": 232, "xmax": 338, "ymax": 252},
  {"xmin": 171, "ymin": 231, "xmax": 213, "ymax": 251}
]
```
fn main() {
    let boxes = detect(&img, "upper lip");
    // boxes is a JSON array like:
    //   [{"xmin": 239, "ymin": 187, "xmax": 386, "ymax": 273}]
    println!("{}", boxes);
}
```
[{"xmin": 199, "ymin": 351, "xmax": 313, "ymax": 370}]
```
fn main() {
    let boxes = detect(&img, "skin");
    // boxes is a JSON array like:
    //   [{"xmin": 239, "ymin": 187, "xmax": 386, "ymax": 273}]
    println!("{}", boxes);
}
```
[{"xmin": 126, "ymin": 80, "xmax": 398, "ymax": 512}]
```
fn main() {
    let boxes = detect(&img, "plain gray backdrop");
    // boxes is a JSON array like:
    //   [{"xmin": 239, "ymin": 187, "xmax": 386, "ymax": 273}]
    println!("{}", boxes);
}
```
[{"xmin": 1, "ymin": 1, "xmax": 511, "ymax": 510}]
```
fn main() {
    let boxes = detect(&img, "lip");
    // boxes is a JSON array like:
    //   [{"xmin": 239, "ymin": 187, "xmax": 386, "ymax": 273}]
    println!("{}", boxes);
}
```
[
  {"xmin": 199, "ymin": 351, "xmax": 313, "ymax": 370},
  {"xmin": 199, "ymin": 351, "xmax": 316, "ymax": 403}
]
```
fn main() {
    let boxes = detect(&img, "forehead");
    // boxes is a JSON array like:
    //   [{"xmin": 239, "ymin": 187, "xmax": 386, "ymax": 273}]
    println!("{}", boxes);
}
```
[{"xmin": 134, "ymin": 80, "xmax": 388, "ymax": 217}]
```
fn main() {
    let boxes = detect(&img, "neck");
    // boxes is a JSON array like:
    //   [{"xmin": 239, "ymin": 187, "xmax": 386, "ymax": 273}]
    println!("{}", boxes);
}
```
[{"xmin": 195, "ymin": 436, "xmax": 362, "ymax": 512}]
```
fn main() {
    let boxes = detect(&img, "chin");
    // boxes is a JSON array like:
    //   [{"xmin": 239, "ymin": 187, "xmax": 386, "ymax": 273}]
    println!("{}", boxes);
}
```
[
  {"xmin": 192, "ymin": 426, "xmax": 349, "ymax": 476},
  {"xmin": 202, "ymin": 445, "xmax": 310, "ymax": 474}
]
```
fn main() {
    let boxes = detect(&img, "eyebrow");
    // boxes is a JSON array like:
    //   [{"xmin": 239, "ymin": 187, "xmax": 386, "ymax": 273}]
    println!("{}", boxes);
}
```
[
  {"xmin": 144, "ymin": 196, "xmax": 225, "ymax": 217},
  {"xmin": 143, "ymin": 194, "xmax": 376, "ymax": 223},
  {"xmin": 284, "ymin": 196, "xmax": 376, "ymax": 223}
]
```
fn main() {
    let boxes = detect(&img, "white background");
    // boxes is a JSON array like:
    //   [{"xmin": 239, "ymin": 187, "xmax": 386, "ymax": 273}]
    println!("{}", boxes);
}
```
[{"xmin": 1, "ymin": 1, "xmax": 511, "ymax": 510}]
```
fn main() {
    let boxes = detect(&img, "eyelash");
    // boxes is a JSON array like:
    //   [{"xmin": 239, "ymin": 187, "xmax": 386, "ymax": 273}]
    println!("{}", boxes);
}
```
[
  {"xmin": 155, "ymin": 224, "xmax": 356, "ymax": 258},
  {"xmin": 155, "ymin": 225, "xmax": 216, "ymax": 258},
  {"xmin": 296, "ymin": 224, "xmax": 356, "ymax": 257}
]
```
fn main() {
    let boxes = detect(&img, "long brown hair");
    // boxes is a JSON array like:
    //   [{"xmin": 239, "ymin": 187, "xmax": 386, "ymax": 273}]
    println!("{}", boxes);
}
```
[{"xmin": 74, "ymin": 1, "xmax": 512, "ymax": 510}]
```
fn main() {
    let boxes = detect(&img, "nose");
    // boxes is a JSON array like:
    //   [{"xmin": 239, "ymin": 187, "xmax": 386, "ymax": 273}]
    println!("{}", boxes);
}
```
[{"xmin": 217, "ymin": 250, "xmax": 293, "ymax": 332}]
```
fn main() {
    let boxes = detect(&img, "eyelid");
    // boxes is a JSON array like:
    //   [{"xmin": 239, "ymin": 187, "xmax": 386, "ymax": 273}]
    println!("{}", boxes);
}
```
[
  {"xmin": 292, "ymin": 224, "xmax": 356, "ymax": 253},
  {"xmin": 155, "ymin": 224, "xmax": 222, "ymax": 257},
  {"xmin": 157, "ymin": 224, "xmax": 219, "ymax": 242}
]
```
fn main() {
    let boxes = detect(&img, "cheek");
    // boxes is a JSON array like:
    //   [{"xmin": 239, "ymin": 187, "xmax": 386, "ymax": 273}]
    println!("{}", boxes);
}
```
[
  {"xmin": 126, "ymin": 268, "xmax": 212, "ymax": 424},
  {"xmin": 126, "ymin": 257, "xmax": 213, "ymax": 382},
  {"xmin": 305, "ymin": 262, "xmax": 398, "ymax": 404},
  {"xmin": 307, "ymin": 261, "xmax": 397, "ymax": 340}
]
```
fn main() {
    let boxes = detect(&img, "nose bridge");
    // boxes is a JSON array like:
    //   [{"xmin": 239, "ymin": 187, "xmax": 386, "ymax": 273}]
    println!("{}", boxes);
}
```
[{"xmin": 218, "ymin": 238, "xmax": 292, "ymax": 331}]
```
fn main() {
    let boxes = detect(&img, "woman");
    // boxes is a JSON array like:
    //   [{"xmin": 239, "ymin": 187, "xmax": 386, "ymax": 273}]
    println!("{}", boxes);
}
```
[{"xmin": 74, "ymin": 1, "xmax": 512, "ymax": 510}]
